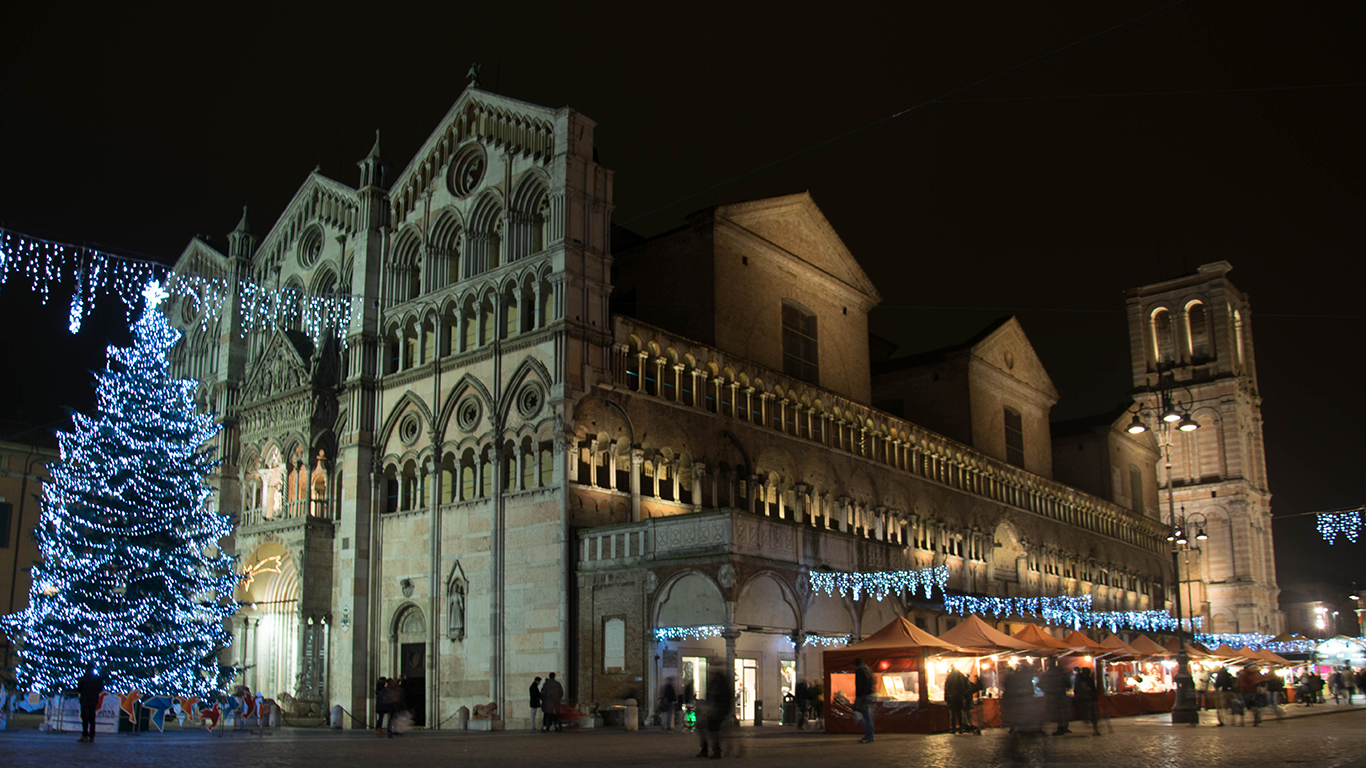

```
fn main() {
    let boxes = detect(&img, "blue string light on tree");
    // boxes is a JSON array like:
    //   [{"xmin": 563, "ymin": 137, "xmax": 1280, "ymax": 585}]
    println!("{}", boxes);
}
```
[
  {"xmin": 654, "ymin": 626, "xmax": 725, "ymax": 642},
  {"xmin": 808, "ymin": 566, "xmax": 949, "ymax": 602},
  {"xmin": 0, "ymin": 280, "xmax": 240, "ymax": 698},
  {"xmin": 1316, "ymin": 508, "xmax": 1365, "ymax": 544}
]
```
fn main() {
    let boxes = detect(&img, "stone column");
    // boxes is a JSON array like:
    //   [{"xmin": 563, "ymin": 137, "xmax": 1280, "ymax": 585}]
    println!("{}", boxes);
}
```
[
  {"xmin": 723, "ymin": 628, "xmax": 741, "ymax": 722},
  {"xmin": 792, "ymin": 483, "xmax": 808, "ymax": 527},
  {"xmin": 630, "ymin": 448, "xmax": 644, "ymax": 522},
  {"xmin": 692, "ymin": 463, "xmax": 706, "ymax": 512}
]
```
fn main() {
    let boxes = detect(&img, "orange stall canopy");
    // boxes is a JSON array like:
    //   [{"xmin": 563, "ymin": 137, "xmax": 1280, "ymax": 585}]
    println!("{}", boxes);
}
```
[
  {"xmin": 1063, "ymin": 630, "xmax": 1110, "ymax": 654},
  {"xmin": 1127, "ymin": 634, "xmax": 1170, "ymax": 657},
  {"xmin": 1011, "ymin": 624, "xmax": 1073, "ymax": 653},
  {"xmin": 938, "ymin": 615, "xmax": 1039, "ymax": 654}
]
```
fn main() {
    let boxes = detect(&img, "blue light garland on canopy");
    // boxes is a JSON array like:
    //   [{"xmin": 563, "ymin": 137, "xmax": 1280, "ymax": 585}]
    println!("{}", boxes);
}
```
[
  {"xmin": 0, "ymin": 226, "xmax": 360, "ymax": 347},
  {"xmin": 808, "ymin": 566, "xmax": 949, "ymax": 602},
  {"xmin": 1315, "ymin": 507, "xmax": 1365, "ymax": 545}
]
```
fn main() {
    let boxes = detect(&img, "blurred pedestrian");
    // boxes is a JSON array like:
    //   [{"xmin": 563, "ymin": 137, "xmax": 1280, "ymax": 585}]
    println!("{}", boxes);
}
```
[
  {"xmin": 809, "ymin": 678, "xmax": 824, "ymax": 729},
  {"xmin": 380, "ymin": 677, "xmax": 405, "ymax": 737},
  {"xmin": 795, "ymin": 679, "xmax": 809, "ymax": 730},
  {"xmin": 76, "ymin": 667, "xmax": 102, "ymax": 743},
  {"xmin": 529, "ymin": 676, "xmax": 543, "ymax": 731},
  {"xmin": 1236, "ymin": 666, "xmax": 1263, "ymax": 726},
  {"xmin": 702, "ymin": 665, "xmax": 733, "ymax": 759},
  {"xmin": 373, "ymin": 677, "xmax": 389, "ymax": 736},
  {"xmin": 1039, "ymin": 660, "xmax": 1071, "ymax": 735},
  {"xmin": 1073, "ymin": 667, "xmax": 1100, "ymax": 736},
  {"xmin": 854, "ymin": 657, "xmax": 876, "ymax": 743},
  {"xmin": 661, "ymin": 676, "xmax": 678, "ymax": 731},
  {"xmin": 1331, "ymin": 669, "xmax": 1345, "ymax": 704},
  {"xmin": 542, "ymin": 672, "xmax": 564, "ymax": 732},
  {"xmin": 1213, "ymin": 666, "xmax": 1235, "ymax": 725},
  {"xmin": 944, "ymin": 664, "xmax": 969, "ymax": 734}
]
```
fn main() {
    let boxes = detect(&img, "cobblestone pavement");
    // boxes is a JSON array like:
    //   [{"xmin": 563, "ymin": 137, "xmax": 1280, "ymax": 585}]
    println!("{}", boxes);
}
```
[{"xmin": 4, "ymin": 705, "xmax": 1365, "ymax": 768}]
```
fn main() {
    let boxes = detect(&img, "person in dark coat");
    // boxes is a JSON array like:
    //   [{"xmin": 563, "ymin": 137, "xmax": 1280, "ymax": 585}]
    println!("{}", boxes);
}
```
[
  {"xmin": 76, "ymin": 668, "xmax": 103, "ymax": 743},
  {"xmin": 661, "ymin": 676, "xmax": 679, "ymax": 731},
  {"xmin": 1073, "ymin": 667, "xmax": 1100, "ymax": 735},
  {"xmin": 794, "ymin": 679, "xmax": 810, "ymax": 730},
  {"xmin": 854, "ymin": 658, "xmax": 876, "ymax": 743},
  {"xmin": 701, "ymin": 666, "xmax": 733, "ymax": 758},
  {"xmin": 379, "ymin": 677, "xmax": 406, "ymax": 737},
  {"xmin": 943, "ymin": 665, "xmax": 970, "ymax": 734},
  {"xmin": 1039, "ymin": 661, "xmax": 1072, "ymax": 735},
  {"xmin": 541, "ymin": 672, "xmax": 564, "ymax": 732},
  {"xmin": 374, "ymin": 677, "xmax": 389, "ymax": 735},
  {"xmin": 530, "ymin": 676, "xmax": 543, "ymax": 730}
]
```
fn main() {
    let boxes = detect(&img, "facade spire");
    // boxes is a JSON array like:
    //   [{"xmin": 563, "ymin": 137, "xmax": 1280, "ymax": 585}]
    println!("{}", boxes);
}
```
[
  {"xmin": 358, "ymin": 129, "xmax": 389, "ymax": 190},
  {"xmin": 227, "ymin": 205, "xmax": 256, "ymax": 261}
]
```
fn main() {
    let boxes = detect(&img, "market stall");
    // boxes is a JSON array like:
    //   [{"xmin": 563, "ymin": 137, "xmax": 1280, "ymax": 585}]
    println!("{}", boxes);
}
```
[{"xmin": 822, "ymin": 617, "xmax": 959, "ymax": 734}]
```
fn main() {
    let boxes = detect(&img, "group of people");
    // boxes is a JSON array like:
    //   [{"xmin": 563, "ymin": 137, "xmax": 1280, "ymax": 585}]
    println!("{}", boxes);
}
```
[
  {"xmin": 1000, "ymin": 660, "xmax": 1103, "ymax": 737},
  {"xmin": 528, "ymin": 672, "xmax": 565, "ymax": 732},
  {"xmin": 373, "ymin": 674, "xmax": 410, "ymax": 737}
]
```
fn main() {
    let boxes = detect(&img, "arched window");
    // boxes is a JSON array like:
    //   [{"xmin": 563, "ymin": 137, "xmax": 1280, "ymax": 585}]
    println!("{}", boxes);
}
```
[
  {"xmin": 390, "ymin": 230, "xmax": 421, "ymax": 301},
  {"xmin": 1186, "ymin": 301, "xmax": 1210, "ymax": 362},
  {"xmin": 782, "ymin": 300, "xmax": 819, "ymax": 384},
  {"xmin": 1151, "ymin": 308, "xmax": 1175, "ymax": 366}
]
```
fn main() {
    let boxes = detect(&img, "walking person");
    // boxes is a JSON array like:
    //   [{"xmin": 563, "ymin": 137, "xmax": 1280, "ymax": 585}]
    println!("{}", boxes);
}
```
[
  {"xmin": 1039, "ymin": 660, "xmax": 1072, "ymax": 735},
  {"xmin": 541, "ymin": 672, "xmax": 564, "ymax": 732},
  {"xmin": 795, "ymin": 679, "xmax": 809, "ymax": 730},
  {"xmin": 1344, "ymin": 668, "xmax": 1357, "ymax": 704},
  {"xmin": 1213, "ymin": 666, "xmax": 1235, "ymax": 726},
  {"xmin": 1331, "ymin": 669, "xmax": 1345, "ymax": 704},
  {"xmin": 76, "ymin": 667, "xmax": 102, "ymax": 743},
  {"xmin": 373, "ymin": 677, "xmax": 389, "ymax": 736},
  {"xmin": 1073, "ymin": 667, "xmax": 1101, "ymax": 736},
  {"xmin": 702, "ymin": 665, "xmax": 732, "ymax": 759},
  {"xmin": 661, "ymin": 676, "xmax": 678, "ymax": 731},
  {"xmin": 529, "ymin": 676, "xmax": 543, "ymax": 731},
  {"xmin": 1236, "ymin": 665, "xmax": 1263, "ymax": 726},
  {"xmin": 944, "ymin": 665, "xmax": 969, "ymax": 734},
  {"xmin": 854, "ymin": 657, "xmax": 876, "ymax": 743},
  {"xmin": 380, "ymin": 676, "xmax": 406, "ymax": 737}
]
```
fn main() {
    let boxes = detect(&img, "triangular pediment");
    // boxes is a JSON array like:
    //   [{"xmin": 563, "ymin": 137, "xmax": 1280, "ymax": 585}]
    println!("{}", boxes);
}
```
[
  {"xmin": 389, "ymin": 86, "xmax": 562, "ymax": 210},
  {"xmin": 714, "ymin": 192, "xmax": 881, "ymax": 304},
  {"xmin": 171, "ymin": 237, "xmax": 230, "ymax": 279},
  {"xmin": 251, "ymin": 172, "xmax": 360, "ymax": 272},
  {"xmin": 241, "ymin": 330, "xmax": 314, "ymax": 405},
  {"xmin": 969, "ymin": 317, "xmax": 1059, "ymax": 402}
]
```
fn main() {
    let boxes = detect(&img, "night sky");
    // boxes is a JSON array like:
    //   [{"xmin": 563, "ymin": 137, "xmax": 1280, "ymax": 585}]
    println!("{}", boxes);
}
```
[{"xmin": 2, "ymin": 3, "xmax": 1362, "ymax": 594}]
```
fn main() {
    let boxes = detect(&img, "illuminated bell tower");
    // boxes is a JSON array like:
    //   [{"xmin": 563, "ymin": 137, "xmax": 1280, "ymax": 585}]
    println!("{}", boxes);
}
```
[{"xmin": 1125, "ymin": 261, "xmax": 1280, "ymax": 634}]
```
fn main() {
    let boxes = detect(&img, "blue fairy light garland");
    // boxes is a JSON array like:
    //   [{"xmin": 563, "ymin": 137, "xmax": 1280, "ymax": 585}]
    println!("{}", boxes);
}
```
[
  {"xmin": 0, "ymin": 226, "xmax": 359, "ymax": 347},
  {"xmin": 808, "ymin": 566, "xmax": 949, "ymax": 602}
]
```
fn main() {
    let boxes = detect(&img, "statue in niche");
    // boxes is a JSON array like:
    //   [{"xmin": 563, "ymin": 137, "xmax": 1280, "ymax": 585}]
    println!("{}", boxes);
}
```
[{"xmin": 447, "ymin": 561, "xmax": 468, "ymax": 640}]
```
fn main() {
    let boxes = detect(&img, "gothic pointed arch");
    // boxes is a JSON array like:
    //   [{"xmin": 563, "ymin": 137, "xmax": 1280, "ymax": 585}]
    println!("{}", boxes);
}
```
[
  {"xmin": 378, "ymin": 390, "xmax": 435, "ymax": 451},
  {"xmin": 498, "ymin": 356, "xmax": 555, "ymax": 423},
  {"xmin": 438, "ymin": 372, "xmax": 496, "ymax": 438},
  {"xmin": 734, "ymin": 571, "xmax": 800, "ymax": 630}
]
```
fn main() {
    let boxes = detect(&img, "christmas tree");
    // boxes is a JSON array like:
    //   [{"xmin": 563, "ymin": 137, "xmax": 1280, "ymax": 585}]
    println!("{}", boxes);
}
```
[{"xmin": 1, "ymin": 281, "xmax": 238, "ymax": 696}]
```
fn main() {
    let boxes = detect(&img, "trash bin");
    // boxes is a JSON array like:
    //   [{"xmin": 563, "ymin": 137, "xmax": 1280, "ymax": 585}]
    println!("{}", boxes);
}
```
[
  {"xmin": 754, "ymin": 700, "xmax": 763, "ymax": 726},
  {"xmin": 782, "ymin": 693, "xmax": 796, "ymax": 725}
]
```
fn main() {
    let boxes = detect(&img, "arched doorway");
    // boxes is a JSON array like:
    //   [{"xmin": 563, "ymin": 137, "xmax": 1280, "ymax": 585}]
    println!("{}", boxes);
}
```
[
  {"xmin": 393, "ymin": 605, "xmax": 428, "ymax": 727},
  {"xmin": 235, "ymin": 540, "xmax": 301, "ymax": 700}
]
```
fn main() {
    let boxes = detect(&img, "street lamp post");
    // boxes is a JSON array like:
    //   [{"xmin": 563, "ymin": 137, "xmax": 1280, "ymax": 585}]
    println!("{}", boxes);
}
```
[{"xmin": 1127, "ymin": 371, "xmax": 1202, "ymax": 725}]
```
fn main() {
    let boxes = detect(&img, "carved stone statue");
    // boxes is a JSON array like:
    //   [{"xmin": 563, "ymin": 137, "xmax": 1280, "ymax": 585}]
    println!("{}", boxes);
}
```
[{"xmin": 466, "ymin": 63, "xmax": 481, "ymax": 88}]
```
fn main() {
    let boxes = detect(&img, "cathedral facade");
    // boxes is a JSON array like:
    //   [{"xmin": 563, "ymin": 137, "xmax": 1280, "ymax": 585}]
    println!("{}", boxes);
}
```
[{"xmin": 164, "ymin": 87, "xmax": 1271, "ymax": 729}]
